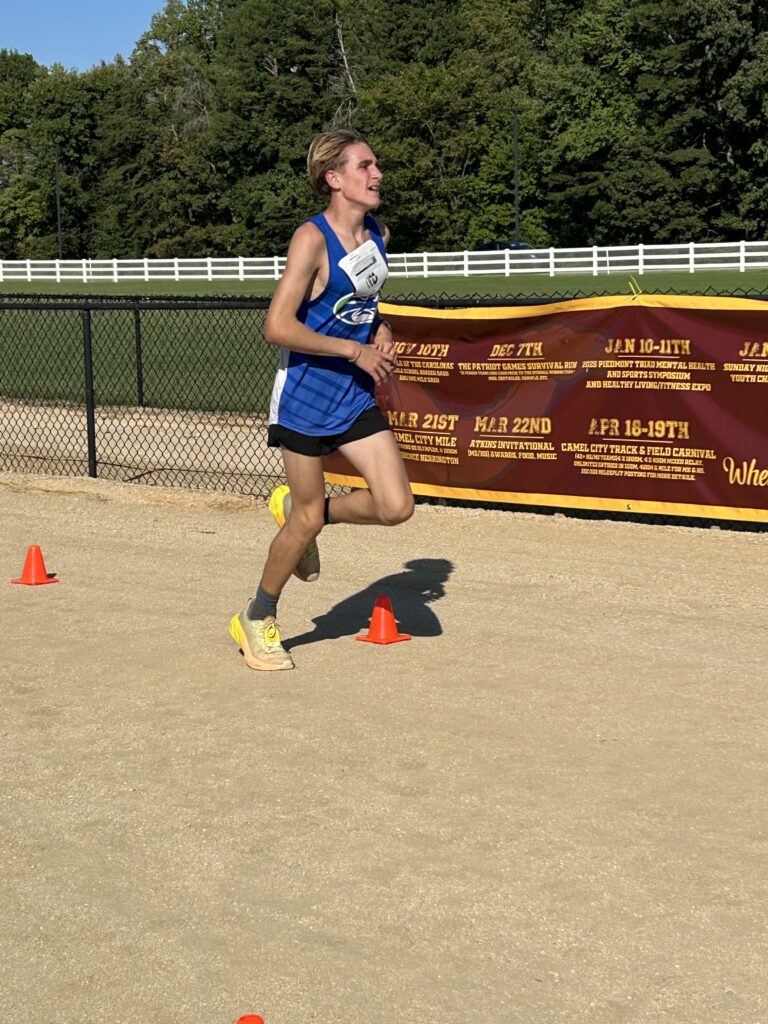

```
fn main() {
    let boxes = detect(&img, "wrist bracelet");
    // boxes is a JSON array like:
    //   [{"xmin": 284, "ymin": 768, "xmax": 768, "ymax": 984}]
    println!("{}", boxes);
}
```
[{"xmin": 349, "ymin": 345, "xmax": 362, "ymax": 363}]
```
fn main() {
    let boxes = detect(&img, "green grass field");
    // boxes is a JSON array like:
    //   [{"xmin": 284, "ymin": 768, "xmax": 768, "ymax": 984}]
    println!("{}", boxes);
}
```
[
  {"xmin": 2, "ymin": 268, "xmax": 766, "ymax": 415},
  {"xmin": 0, "ymin": 304, "xmax": 278, "ymax": 413},
  {"xmin": 1, "ymin": 268, "xmax": 767, "ymax": 300}
]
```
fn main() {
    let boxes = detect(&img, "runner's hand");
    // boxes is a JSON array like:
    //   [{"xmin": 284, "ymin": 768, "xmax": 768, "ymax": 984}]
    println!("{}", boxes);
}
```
[
  {"xmin": 372, "ymin": 320, "xmax": 395, "ymax": 357},
  {"xmin": 356, "ymin": 343, "xmax": 397, "ymax": 383}
]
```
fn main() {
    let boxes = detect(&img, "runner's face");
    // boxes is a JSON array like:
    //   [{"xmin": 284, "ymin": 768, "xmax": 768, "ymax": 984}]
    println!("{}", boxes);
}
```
[{"xmin": 328, "ymin": 143, "xmax": 382, "ymax": 208}]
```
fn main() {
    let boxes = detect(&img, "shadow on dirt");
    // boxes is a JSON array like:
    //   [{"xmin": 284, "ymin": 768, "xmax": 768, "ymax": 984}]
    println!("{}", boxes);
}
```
[{"xmin": 285, "ymin": 557, "xmax": 454, "ymax": 650}]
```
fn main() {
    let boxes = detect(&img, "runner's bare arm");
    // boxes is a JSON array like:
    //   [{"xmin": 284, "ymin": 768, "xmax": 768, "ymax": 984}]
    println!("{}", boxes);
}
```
[
  {"xmin": 372, "ymin": 215, "xmax": 391, "ymax": 248},
  {"xmin": 370, "ymin": 219, "xmax": 394, "ymax": 358},
  {"xmin": 264, "ymin": 224, "xmax": 352, "ymax": 357}
]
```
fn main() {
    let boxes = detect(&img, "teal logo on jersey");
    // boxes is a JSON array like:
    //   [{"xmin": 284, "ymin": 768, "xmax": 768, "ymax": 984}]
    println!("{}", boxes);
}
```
[{"xmin": 333, "ymin": 293, "xmax": 376, "ymax": 326}]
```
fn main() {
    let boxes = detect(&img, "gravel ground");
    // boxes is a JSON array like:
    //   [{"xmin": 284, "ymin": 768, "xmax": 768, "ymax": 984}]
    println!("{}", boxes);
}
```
[{"xmin": 1, "ymin": 472, "xmax": 766, "ymax": 1024}]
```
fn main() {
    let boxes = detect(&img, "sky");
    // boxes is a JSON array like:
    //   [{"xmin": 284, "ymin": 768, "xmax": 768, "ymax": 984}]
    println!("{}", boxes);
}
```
[{"xmin": 1, "ymin": 0, "xmax": 167, "ymax": 71}]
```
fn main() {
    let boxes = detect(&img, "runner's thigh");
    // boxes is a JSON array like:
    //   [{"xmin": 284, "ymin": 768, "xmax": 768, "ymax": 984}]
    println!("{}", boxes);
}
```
[
  {"xmin": 281, "ymin": 448, "xmax": 327, "ymax": 523},
  {"xmin": 338, "ymin": 429, "xmax": 412, "ymax": 511}
]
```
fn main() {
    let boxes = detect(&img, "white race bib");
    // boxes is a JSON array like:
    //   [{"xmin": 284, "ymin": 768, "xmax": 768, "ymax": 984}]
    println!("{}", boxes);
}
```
[{"xmin": 338, "ymin": 239, "xmax": 388, "ymax": 299}]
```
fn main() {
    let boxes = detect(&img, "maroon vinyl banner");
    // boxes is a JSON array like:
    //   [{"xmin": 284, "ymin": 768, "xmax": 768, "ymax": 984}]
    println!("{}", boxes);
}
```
[{"xmin": 324, "ymin": 295, "xmax": 768, "ymax": 523}]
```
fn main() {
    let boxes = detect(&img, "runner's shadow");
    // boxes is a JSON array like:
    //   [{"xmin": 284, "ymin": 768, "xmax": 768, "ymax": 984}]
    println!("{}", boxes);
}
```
[{"xmin": 285, "ymin": 557, "xmax": 454, "ymax": 650}]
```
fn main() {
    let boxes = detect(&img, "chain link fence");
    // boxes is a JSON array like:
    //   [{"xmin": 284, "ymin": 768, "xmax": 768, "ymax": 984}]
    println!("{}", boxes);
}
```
[
  {"xmin": 2, "ymin": 288, "xmax": 767, "ymax": 499},
  {"xmin": 0, "ymin": 296, "xmax": 286, "ymax": 495}
]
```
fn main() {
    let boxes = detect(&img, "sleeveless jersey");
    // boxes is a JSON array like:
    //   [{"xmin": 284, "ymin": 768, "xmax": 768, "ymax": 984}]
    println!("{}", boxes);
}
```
[{"xmin": 268, "ymin": 212, "xmax": 389, "ymax": 435}]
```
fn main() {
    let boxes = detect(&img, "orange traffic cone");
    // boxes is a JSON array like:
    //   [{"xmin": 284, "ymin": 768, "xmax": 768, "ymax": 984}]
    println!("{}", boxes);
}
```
[
  {"xmin": 356, "ymin": 595, "xmax": 411, "ymax": 645},
  {"xmin": 235, "ymin": 1017, "xmax": 265, "ymax": 1024},
  {"xmin": 10, "ymin": 544, "xmax": 59, "ymax": 586}
]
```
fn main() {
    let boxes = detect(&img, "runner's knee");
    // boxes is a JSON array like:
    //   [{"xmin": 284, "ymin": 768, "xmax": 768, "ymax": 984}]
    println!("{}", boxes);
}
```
[
  {"xmin": 376, "ymin": 492, "xmax": 414, "ymax": 526},
  {"xmin": 289, "ymin": 505, "xmax": 324, "ymax": 540}
]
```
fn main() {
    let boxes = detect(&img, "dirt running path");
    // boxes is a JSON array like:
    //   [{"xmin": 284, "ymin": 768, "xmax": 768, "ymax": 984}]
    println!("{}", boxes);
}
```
[{"xmin": 1, "ymin": 473, "xmax": 766, "ymax": 1024}]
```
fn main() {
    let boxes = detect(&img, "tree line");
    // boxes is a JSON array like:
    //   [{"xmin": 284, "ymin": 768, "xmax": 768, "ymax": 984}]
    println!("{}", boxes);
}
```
[{"xmin": 0, "ymin": 0, "xmax": 765, "ymax": 259}]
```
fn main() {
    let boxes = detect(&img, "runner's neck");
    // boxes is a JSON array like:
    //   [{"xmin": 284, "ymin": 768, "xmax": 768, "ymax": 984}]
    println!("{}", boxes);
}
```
[{"xmin": 322, "ymin": 206, "xmax": 370, "ymax": 253}]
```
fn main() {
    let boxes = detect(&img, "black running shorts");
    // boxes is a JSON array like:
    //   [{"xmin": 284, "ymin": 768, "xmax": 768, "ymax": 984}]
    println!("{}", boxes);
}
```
[{"xmin": 267, "ymin": 404, "xmax": 390, "ymax": 457}]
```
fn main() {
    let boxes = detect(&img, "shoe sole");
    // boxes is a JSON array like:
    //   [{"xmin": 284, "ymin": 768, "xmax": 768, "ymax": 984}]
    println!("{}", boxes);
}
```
[
  {"xmin": 269, "ymin": 485, "xmax": 320, "ymax": 583},
  {"xmin": 229, "ymin": 614, "xmax": 294, "ymax": 671}
]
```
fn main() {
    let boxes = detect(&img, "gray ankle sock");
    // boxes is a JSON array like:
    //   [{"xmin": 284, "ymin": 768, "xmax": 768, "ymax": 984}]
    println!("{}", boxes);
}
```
[{"xmin": 247, "ymin": 585, "xmax": 279, "ymax": 621}]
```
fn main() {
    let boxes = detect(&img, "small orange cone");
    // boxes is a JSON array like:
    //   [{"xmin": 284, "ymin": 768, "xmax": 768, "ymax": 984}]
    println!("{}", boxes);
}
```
[
  {"xmin": 235, "ymin": 1017, "xmax": 265, "ymax": 1024},
  {"xmin": 356, "ymin": 595, "xmax": 411, "ymax": 645},
  {"xmin": 10, "ymin": 544, "xmax": 59, "ymax": 586}
]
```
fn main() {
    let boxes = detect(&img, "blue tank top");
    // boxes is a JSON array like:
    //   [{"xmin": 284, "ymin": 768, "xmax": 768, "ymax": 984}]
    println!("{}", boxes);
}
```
[{"xmin": 269, "ymin": 213, "xmax": 389, "ymax": 435}]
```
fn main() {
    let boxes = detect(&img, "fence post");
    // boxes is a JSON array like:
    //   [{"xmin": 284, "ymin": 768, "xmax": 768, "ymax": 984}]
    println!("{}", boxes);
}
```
[
  {"xmin": 0, "ymin": 260, "xmax": 3, "ymax": 282},
  {"xmin": 273, "ymin": 255, "xmax": 280, "ymax": 280},
  {"xmin": 55, "ymin": 259, "xmax": 61, "ymax": 284},
  {"xmin": 463, "ymin": 251, "xmax": 469, "ymax": 277},
  {"xmin": 740, "ymin": 239, "xmax": 746, "ymax": 272},
  {"xmin": 81, "ymin": 308, "xmax": 98, "ymax": 478},
  {"xmin": 207, "ymin": 257, "xmax": 213, "ymax": 282},
  {"xmin": 592, "ymin": 246, "xmax": 598, "ymax": 276},
  {"xmin": 504, "ymin": 249, "xmax": 510, "ymax": 277},
  {"xmin": 422, "ymin": 252, "xmax": 428, "ymax": 277},
  {"xmin": 549, "ymin": 247, "xmax": 555, "ymax": 278},
  {"xmin": 144, "ymin": 257, "xmax": 149, "ymax": 282},
  {"xmin": 26, "ymin": 259, "xmax": 32, "ymax": 282},
  {"xmin": 174, "ymin": 257, "xmax": 180, "ymax": 282},
  {"xmin": 638, "ymin": 243, "xmax": 644, "ymax": 275},
  {"xmin": 113, "ymin": 258, "xmax": 118, "ymax": 283},
  {"xmin": 239, "ymin": 255, "xmax": 245, "ymax": 282},
  {"xmin": 81, "ymin": 258, "xmax": 87, "ymax": 283},
  {"xmin": 689, "ymin": 242, "xmax": 695, "ymax": 273},
  {"xmin": 134, "ymin": 305, "xmax": 145, "ymax": 408}
]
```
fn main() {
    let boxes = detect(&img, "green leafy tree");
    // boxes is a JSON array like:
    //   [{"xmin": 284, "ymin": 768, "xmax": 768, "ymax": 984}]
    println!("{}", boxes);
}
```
[
  {"xmin": 0, "ymin": 66, "xmax": 97, "ymax": 257},
  {"xmin": 0, "ymin": 50, "xmax": 44, "ymax": 256},
  {"xmin": 712, "ymin": 4, "xmax": 768, "ymax": 237},
  {"xmin": 211, "ymin": 0, "xmax": 341, "ymax": 253},
  {"xmin": 362, "ymin": 60, "xmax": 490, "ymax": 249},
  {"xmin": 125, "ymin": 0, "xmax": 225, "ymax": 256},
  {"xmin": 0, "ymin": 0, "xmax": 765, "ymax": 257},
  {"xmin": 0, "ymin": 50, "xmax": 40, "ymax": 134},
  {"xmin": 534, "ymin": 0, "xmax": 760, "ymax": 244}
]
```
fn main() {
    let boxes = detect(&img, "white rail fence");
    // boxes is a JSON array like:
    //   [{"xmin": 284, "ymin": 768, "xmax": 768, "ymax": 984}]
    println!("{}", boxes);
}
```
[{"xmin": 1, "ymin": 241, "xmax": 767, "ymax": 284}]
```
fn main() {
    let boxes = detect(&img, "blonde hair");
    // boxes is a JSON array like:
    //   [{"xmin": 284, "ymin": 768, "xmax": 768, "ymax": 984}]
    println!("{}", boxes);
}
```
[{"xmin": 307, "ymin": 128, "xmax": 368, "ymax": 198}]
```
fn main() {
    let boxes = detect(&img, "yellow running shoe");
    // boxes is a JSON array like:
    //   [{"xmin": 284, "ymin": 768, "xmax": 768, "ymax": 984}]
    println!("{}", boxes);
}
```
[
  {"xmin": 268, "ymin": 484, "xmax": 321, "ymax": 583},
  {"xmin": 229, "ymin": 612, "xmax": 294, "ymax": 671}
]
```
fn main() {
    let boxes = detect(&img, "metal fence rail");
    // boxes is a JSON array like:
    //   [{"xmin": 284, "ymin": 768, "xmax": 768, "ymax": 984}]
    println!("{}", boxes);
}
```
[
  {"xmin": 388, "ymin": 240, "xmax": 768, "ymax": 278},
  {"xmin": 1, "ymin": 240, "xmax": 768, "ymax": 283}
]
